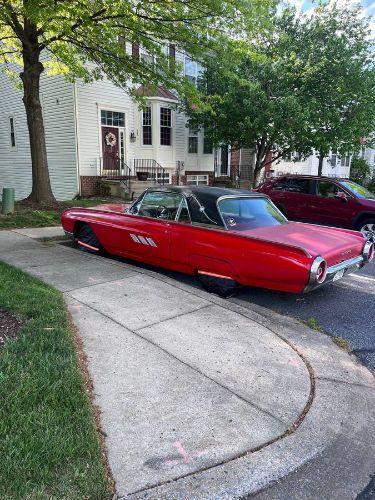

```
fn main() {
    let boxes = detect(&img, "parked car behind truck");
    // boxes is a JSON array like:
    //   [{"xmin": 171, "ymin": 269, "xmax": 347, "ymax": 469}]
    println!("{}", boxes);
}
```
[{"xmin": 256, "ymin": 175, "xmax": 375, "ymax": 241}]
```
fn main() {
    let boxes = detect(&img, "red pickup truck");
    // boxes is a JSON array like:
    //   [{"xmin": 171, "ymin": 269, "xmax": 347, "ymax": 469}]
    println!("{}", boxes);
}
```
[{"xmin": 257, "ymin": 175, "xmax": 375, "ymax": 240}]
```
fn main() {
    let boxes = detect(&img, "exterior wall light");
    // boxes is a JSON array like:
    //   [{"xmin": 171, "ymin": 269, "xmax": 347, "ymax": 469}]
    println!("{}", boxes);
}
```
[{"xmin": 130, "ymin": 131, "xmax": 136, "ymax": 142}]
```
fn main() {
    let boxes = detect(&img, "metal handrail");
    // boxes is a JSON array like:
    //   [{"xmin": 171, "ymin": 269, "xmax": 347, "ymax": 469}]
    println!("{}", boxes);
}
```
[
  {"xmin": 99, "ymin": 157, "xmax": 131, "ymax": 189},
  {"xmin": 133, "ymin": 158, "xmax": 166, "ymax": 185}
]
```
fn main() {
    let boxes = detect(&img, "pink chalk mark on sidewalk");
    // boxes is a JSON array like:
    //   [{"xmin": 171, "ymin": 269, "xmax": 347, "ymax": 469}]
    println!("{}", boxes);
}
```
[
  {"xmin": 164, "ymin": 441, "xmax": 206, "ymax": 467},
  {"xmin": 71, "ymin": 303, "xmax": 83, "ymax": 310},
  {"xmin": 288, "ymin": 358, "xmax": 302, "ymax": 367},
  {"xmin": 87, "ymin": 277, "xmax": 101, "ymax": 283}
]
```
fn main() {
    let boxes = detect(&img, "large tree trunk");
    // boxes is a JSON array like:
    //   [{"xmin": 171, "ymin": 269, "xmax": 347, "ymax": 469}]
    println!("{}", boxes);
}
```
[
  {"xmin": 253, "ymin": 163, "xmax": 263, "ymax": 188},
  {"xmin": 20, "ymin": 47, "xmax": 55, "ymax": 204},
  {"xmin": 252, "ymin": 142, "xmax": 265, "ymax": 187},
  {"xmin": 317, "ymin": 153, "xmax": 324, "ymax": 176}
]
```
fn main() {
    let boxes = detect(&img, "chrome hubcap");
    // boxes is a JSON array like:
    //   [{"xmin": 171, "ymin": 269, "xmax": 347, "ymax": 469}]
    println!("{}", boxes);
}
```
[{"xmin": 361, "ymin": 223, "xmax": 375, "ymax": 242}]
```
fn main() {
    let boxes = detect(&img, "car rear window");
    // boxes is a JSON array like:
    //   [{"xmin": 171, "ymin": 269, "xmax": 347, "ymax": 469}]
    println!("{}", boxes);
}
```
[{"xmin": 218, "ymin": 197, "xmax": 287, "ymax": 231}]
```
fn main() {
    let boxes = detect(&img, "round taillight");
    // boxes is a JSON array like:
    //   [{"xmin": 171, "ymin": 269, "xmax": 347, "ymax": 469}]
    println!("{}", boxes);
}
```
[
  {"xmin": 363, "ymin": 241, "xmax": 374, "ymax": 262},
  {"xmin": 316, "ymin": 260, "xmax": 327, "ymax": 284},
  {"xmin": 368, "ymin": 243, "xmax": 374, "ymax": 262}
]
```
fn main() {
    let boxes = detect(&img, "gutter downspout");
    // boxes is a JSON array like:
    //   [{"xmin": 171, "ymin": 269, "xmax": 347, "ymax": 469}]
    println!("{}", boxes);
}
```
[{"xmin": 73, "ymin": 82, "xmax": 81, "ymax": 196}]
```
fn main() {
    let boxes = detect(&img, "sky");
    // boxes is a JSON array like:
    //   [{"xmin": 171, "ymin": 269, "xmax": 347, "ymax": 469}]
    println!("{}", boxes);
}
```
[
  {"xmin": 287, "ymin": 1, "xmax": 375, "ymax": 38},
  {"xmin": 289, "ymin": 0, "xmax": 374, "ymax": 14}
]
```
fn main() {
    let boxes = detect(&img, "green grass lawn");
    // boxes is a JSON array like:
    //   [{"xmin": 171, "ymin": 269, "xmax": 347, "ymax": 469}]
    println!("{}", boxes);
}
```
[
  {"xmin": 0, "ymin": 198, "xmax": 109, "ymax": 229},
  {"xmin": 0, "ymin": 262, "xmax": 112, "ymax": 498}
]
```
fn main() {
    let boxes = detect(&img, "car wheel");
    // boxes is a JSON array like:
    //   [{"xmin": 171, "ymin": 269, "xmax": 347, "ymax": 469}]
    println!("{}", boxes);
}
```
[
  {"xmin": 74, "ymin": 224, "xmax": 102, "ymax": 254},
  {"xmin": 357, "ymin": 219, "xmax": 375, "ymax": 242},
  {"xmin": 198, "ymin": 273, "xmax": 240, "ymax": 298}
]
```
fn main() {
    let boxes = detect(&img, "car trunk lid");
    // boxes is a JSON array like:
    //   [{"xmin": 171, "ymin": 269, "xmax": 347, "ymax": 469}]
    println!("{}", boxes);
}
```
[{"xmin": 237, "ymin": 222, "xmax": 364, "ymax": 266}]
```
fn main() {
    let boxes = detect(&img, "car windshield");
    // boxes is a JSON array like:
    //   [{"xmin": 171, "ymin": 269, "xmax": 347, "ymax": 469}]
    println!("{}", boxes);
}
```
[
  {"xmin": 218, "ymin": 196, "xmax": 287, "ymax": 231},
  {"xmin": 340, "ymin": 181, "xmax": 375, "ymax": 200}
]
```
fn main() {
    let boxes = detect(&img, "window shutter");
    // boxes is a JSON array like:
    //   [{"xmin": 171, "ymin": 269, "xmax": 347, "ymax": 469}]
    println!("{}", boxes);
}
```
[
  {"xmin": 169, "ymin": 44, "xmax": 176, "ymax": 60},
  {"xmin": 132, "ymin": 43, "xmax": 140, "ymax": 59},
  {"xmin": 169, "ymin": 44, "xmax": 176, "ymax": 71}
]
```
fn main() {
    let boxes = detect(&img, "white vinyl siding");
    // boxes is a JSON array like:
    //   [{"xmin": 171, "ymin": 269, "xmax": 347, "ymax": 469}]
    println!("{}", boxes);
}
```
[
  {"xmin": 75, "ymin": 76, "xmax": 136, "ymax": 175},
  {"xmin": 0, "ymin": 68, "xmax": 78, "ymax": 201}
]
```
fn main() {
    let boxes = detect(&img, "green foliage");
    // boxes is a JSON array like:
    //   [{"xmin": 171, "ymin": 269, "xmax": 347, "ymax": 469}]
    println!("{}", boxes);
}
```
[
  {"xmin": 0, "ymin": 0, "xmax": 274, "ymax": 102},
  {"xmin": 0, "ymin": 262, "xmax": 110, "ymax": 497},
  {"xmin": 187, "ymin": 3, "xmax": 375, "ymax": 184},
  {"xmin": 350, "ymin": 157, "xmax": 372, "ymax": 184}
]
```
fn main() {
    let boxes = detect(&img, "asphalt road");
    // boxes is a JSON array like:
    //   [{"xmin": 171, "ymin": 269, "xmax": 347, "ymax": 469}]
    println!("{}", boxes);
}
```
[{"xmin": 231, "ymin": 260, "xmax": 375, "ymax": 371}]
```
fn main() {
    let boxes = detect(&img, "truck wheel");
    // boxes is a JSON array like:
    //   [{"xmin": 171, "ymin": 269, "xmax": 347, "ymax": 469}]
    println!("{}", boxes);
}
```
[
  {"xmin": 356, "ymin": 219, "xmax": 375, "ymax": 242},
  {"xmin": 198, "ymin": 273, "xmax": 240, "ymax": 298},
  {"xmin": 74, "ymin": 224, "xmax": 102, "ymax": 254}
]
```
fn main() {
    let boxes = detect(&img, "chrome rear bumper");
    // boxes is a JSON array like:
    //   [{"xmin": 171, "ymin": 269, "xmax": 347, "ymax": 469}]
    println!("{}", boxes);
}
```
[{"xmin": 304, "ymin": 255, "xmax": 364, "ymax": 293}]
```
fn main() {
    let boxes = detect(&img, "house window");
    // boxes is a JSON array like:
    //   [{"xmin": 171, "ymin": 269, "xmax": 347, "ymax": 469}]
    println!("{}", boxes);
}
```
[
  {"xmin": 101, "ymin": 110, "xmax": 125, "ymax": 127},
  {"xmin": 188, "ymin": 127, "xmax": 198, "ymax": 154},
  {"xmin": 9, "ymin": 117, "xmax": 16, "ymax": 148},
  {"xmin": 186, "ymin": 174, "xmax": 209, "ymax": 186},
  {"xmin": 142, "ymin": 107, "xmax": 152, "ymax": 145},
  {"xmin": 203, "ymin": 131, "xmax": 212, "ymax": 154},
  {"xmin": 140, "ymin": 45, "xmax": 168, "ymax": 66},
  {"xmin": 330, "ymin": 153, "xmax": 337, "ymax": 168},
  {"xmin": 140, "ymin": 48, "xmax": 154, "ymax": 65},
  {"xmin": 160, "ymin": 107, "xmax": 172, "ymax": 146},
  {"xmin": 341, "ymin": 155, "xmax": 351, "ymax": 167},
  {"xmin": 184, "ymin": 56, "xmax": 203, "ymax": 86},
  {"xmin": 119, "ymin": 130, "xmax": 125, "ymax": 160}
]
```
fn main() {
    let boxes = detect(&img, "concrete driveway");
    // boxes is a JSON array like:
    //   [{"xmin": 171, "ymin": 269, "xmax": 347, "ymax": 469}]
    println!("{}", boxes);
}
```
[{"xmin": 1, "ymin": 227, "xmax": 374, "ymax": 499}]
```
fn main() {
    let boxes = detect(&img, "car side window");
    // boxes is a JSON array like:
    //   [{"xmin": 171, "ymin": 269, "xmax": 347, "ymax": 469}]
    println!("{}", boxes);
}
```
[
  {"xmin": 287, "ymin": 179, "xmax": 312, "ymax": 194},
  {"xmin": 136, "ymin": 192, "xmax": 183, "ymax": 220},
  {"xmin": 317, "ymin": 181, "xmax": 339, "ymax": 198},
  {"xmin": 272, "ymin": 179, "xmax": 290, "ymax": 191}
]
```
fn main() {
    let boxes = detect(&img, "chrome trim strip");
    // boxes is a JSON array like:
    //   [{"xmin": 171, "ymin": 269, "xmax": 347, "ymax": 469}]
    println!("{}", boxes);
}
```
[
  {"xmin": 326, "ymin": 255, "xmax": 364, "ymax": 274},
  {"xmin": 64, "ymin": 230, "xmax": 74, "ymax": 239}
]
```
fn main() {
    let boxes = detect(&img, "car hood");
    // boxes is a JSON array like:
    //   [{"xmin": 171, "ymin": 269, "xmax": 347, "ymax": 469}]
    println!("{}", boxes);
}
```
[{"xmin": 239, "ymin": 222, "xmax": 365, "ymax": 266}]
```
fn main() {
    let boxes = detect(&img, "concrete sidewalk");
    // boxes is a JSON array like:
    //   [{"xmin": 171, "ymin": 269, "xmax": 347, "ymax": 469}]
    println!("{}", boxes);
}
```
[{"xmin": 1, "ymin": 227, "xmax": 374, "ymax": 499}]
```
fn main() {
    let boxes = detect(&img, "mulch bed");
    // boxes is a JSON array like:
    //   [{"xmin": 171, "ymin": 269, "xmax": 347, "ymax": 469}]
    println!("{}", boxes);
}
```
[{"xmin": 0, "ymin": 309, "xmax": 24, "ymax": 350}]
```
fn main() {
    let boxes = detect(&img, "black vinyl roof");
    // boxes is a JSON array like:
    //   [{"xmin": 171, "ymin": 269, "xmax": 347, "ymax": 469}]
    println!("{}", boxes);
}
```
[
  {"xmin": 144, "ymin": 185, "xmax": 265, "ymax": 226},
  {"xmin": 145, "ymin": 185, "xmax": 259, "ymax": 200}
]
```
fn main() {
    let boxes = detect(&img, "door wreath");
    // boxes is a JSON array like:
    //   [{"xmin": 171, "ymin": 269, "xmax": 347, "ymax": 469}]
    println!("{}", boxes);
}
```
[{"xmin": 105, "ymin": 132, "xmax": 117, "ymax": 147}]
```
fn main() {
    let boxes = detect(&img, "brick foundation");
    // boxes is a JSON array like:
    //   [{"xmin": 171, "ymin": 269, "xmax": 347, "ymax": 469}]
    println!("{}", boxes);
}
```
[
  {"xmin": 171, "ymin": 174, "xmax": 187, "ymax": 186},
  {"xmin": 230, "ymin": 149, "xmax": 240, "ymax": 180},
  {"xmin": 80, "ymin": 176, "xmax": 103, "ymax": 197}
]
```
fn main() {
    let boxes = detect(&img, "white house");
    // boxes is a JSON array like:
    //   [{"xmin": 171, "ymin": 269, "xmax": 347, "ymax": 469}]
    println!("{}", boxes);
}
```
[
  {"xmin": 268, "ymin": 153, "xmax": 352, "ymax": 179},
  {"xmin": 0, "ymin": 45, "xmax": 234, "ymax": 201}
]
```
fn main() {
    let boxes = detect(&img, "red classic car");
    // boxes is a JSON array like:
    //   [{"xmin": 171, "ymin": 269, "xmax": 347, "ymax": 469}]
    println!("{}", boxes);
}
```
[{"xmin": 61, "ymin": 186, "xmax": 374, "ymax": 296}]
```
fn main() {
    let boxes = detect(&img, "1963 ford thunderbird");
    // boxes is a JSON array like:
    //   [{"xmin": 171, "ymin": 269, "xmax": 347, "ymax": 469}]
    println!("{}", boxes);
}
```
[{"xmin": 61, "ymin": 186, "xmax": 374, "ymax": 296}]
